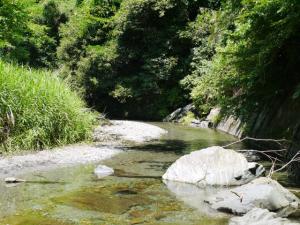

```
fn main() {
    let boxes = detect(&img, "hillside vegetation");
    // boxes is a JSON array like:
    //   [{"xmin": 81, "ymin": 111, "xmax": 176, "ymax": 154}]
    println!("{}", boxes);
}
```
[
  {"xmin": 1, "ymin": 0, "xmax": 299, "ymax": 156},
  {"xmin": 2, "ymin": 0, "xmax": 299, "ymax": 121},
  {"xmin": 0, "ymin": 0, "xmax": 97, "ymax": 152}
]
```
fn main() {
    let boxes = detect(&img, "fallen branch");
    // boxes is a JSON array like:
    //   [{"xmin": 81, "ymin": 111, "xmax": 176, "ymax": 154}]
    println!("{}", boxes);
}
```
[
  {"xmin": 223, "ymin": 137, "xmax": 300, "ymax": 178},
  {"xmin": 231, "ymin": 191, "xmax": 243, "ymax": 203},
  {"xmin": 272, "ymin": 151, "xmax": 300, "ymax": 174}
]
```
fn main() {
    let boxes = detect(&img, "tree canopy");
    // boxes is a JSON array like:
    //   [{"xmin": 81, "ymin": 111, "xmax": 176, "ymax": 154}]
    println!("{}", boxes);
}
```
[{"xmin": 0, "ymin": 0, "xmax": 299, "ymax": 121}]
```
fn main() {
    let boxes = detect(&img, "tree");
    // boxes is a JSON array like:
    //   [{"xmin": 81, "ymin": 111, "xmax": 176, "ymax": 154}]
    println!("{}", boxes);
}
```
[{"xmin": 0, "ymin": 0, "xmax": 29, "ymax": 62}]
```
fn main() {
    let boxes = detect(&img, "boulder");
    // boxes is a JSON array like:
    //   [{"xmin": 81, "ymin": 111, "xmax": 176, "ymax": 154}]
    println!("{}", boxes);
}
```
[
  {"xmin": 229, "ymin": 208, "xmax": 299, "ymax": 225},
  {"xmin": 163, "ymin": 104, "xmax": 195, "ymax": 122},
  {"xmin": 206, "ymin": 177, "xmax": 300, "ymax": 217},
  {"xmin": 206, "ymin": 107, "xmax": 221, "ymax": 121},
  {"xmin": 94, "ymin": 165, "xmax": 114, "ymax": 178},
  {"xmin": 162, "ymin": 146, "xmax": 265, "ymax": 186},
  {"xmin": 216, "ymin": 115, "xmax": 244, "ymax": 138}
]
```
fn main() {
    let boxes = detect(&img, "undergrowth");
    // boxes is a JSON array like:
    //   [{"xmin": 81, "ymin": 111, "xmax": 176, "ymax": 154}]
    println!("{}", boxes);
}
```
[{"xmin": 0, "ymin": 61, "xmax": 97, "ymax": 152}]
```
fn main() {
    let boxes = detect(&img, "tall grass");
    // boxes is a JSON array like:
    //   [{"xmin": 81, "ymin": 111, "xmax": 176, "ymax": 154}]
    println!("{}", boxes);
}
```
[{"xmin": 0, "ymin": 61, "xmax": 97, "ymax": 151}]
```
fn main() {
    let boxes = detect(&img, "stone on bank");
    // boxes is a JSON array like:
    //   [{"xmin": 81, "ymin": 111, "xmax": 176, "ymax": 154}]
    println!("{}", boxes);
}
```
[{"xmin": 162, "ymin": 146, "xmax": 265, "ymax": 186}]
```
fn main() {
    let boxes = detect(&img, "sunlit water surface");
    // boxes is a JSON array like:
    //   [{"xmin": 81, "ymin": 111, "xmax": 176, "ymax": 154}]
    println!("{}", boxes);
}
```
[{"xmin": 0, "ymin": 122, "xmax": 293, "ymax": 225}]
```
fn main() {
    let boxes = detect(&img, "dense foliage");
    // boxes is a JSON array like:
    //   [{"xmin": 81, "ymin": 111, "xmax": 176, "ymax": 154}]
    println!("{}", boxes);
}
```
[
  {"xmin": 0, "ymin": 0, "xmax": 95, "ymax": 151},
  {"xmin": 0, "ymin": 0, "xmax": 73, "ymax": 67},
  {"xmin": 58, "ymin": 0, "xmax": 194, "ymax": 119},
  {"xmin": 189, "ymin": 0, "xmax": 300, "ymax": 119},
  {"xmin": 2, "ymin": 0, "xmax": 299, "ymax": 121}
]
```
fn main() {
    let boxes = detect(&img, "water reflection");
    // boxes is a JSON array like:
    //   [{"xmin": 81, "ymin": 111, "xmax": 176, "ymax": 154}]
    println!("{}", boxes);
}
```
[{"xmin": 164, "ymin": 180, "xmax": 229, "ymax": 217}]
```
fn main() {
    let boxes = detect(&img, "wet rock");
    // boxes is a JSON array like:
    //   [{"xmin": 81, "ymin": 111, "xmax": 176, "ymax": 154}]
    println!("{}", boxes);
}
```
[
  {"xmin": 94, "ymin": 165, "xmax": 114, "ymax": 178},
  {"xmin": 4, "ymin": 177, "xmax": 26, "ymax": 183},
  {"xmin": 206, "ymin": 108, "xmax": 221, "ymax": 122},
  {"xmin": 191, "ymin": 120, "xmax": 213, "ymax": 128},
  {"xmin": 163, "ymin": 104, "xmax": 195, "ymax": 122},
  {"xmin": 162, "ymin": 146, "xmax": 265, "ymax": 186},
  {"xmin": 229, "ymin": 208, "xmax": 299, "ymax": 225},
  {"xmin": 216, "ymin": 115, "xmax": 244, "ymax": 138},
  {"xmin": 206, "ymin": 177, "xmax": 300, "ymax": 217},
  {"xmin": 190, "ymin": 119, "xmax": 201, "ymax": 126}
]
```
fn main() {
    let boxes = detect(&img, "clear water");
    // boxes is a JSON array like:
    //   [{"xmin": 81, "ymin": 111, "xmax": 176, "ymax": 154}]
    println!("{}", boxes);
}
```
[{"xmin": 0, "ymin": 123, "xmax": 248, "ymax": 225}]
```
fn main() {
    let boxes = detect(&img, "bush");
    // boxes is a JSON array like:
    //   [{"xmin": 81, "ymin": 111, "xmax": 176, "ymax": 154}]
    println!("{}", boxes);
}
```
[{"xmin": 0, "ymin": 61, "xmax": 96, "ymax": 151}]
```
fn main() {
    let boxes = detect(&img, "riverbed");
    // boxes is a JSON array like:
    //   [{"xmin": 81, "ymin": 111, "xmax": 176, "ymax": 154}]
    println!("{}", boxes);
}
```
[{"xmin": 0, "ymin": 122, "xmax": 294, "ymax": 224}]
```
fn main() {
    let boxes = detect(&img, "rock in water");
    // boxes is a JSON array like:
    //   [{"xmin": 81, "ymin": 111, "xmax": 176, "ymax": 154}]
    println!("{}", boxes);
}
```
[
  {"xmin": 162, "ymin": 146, "xmax": 265, "ymax": 186},
  {"xmin": 229, "ymin": 208, "xmax": 299, "ymax": 225},
  {"xmin": 163, "ymin": 104, "xmax": 195, "ymax": 122},
  {"xmin": 206, "ymin": 177, "xmax": 300, "ymax": 217},
  {"xmin": 4, "ymin": 177, "xmax": 26, "ymax": 183},
  {"xmin": 94, "ymin": 165, "xmax": 114, "ymax": 178}
]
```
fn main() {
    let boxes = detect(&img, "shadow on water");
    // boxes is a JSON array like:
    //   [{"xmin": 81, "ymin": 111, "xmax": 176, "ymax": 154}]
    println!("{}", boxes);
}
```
[
  {"xmin": 127, "ymin": 139, "xmax": 190, "ymax": 155},
  {"xmin": 134, "ymin": 138, "xmax": 237, "ymax": 155},
  {"xmin": 125, "ymin": 122, "xmax": 239, "ymax": 155}
]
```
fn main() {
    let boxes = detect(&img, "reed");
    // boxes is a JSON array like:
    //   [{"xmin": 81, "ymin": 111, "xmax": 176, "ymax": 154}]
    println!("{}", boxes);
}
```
[{"xmin": 0, "ymin": 61, "xmax": 97, "ymax": 152}]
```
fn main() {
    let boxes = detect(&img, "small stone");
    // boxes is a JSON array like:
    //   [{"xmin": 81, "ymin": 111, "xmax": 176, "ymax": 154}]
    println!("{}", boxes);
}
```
[{"xmin": 94, "ymin": 165, "xmax": 114, "ymax": 178}]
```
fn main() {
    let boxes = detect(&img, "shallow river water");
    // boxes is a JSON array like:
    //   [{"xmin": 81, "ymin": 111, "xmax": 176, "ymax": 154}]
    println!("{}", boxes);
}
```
[{"xmin": 0, "ymin": 122, "xmax": 291, "ymax": 225}]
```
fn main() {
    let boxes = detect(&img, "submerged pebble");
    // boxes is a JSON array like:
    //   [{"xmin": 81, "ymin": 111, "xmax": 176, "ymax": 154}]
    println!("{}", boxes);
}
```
[{"xmin": 94, "ymin": 165, "xmax": 114, "ymax": 178}]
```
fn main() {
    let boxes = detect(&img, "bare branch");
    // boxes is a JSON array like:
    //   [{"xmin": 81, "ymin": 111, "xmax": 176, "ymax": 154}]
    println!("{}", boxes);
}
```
[
  {"xmin": 267, "ymin": 158, "xmax": 277, "ymax": 178},
  {"xmin": 272, "ymin": 151, "xmax": 300, "ymax": 174},
  {"xmin": 223, "ymin": 137, "xmax": 300, "ymax": 178},
  {"xmin": 223, "ymin": 136, "xmax": 290, "ymax": 148},
  {"xmin": 231, "ymin": 191, "xmax": 243, "ymax": 203}
]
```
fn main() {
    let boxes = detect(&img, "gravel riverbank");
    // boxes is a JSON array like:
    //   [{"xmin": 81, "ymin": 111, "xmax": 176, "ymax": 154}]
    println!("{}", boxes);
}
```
[{"xmin": 0, "ymin": 120, "xmax": 167, "ymax": 178}]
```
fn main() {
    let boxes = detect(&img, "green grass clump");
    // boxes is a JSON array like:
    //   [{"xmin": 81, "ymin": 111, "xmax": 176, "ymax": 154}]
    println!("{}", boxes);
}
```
[{"xmin": 0, "ymin": 61, "xmax": 97, "ymax": 151}]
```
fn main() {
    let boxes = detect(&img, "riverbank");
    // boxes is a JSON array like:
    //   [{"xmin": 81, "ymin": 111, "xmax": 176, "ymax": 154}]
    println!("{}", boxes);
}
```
[{"xmin": 0, "ymin": 120, "xmax": 167, "ymax": 179}]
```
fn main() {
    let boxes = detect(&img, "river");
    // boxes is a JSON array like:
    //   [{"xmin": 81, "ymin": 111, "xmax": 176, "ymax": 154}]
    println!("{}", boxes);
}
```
[{"xmin": 0, "ymin": 122, "xmax": 295, "ymax": 225}]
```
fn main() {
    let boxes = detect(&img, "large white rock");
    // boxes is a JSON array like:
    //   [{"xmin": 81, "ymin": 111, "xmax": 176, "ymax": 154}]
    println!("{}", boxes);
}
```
[
  {"xmin": 206, "ymin": 177, "xmax": 300, "ymax": 217},
  {"xmin": 229, "ymin": 208, "xmax": 299, "ymax": 225},
  {"xmin": 162, "ymin": 146, "xmax": 265, "ymax": 186}
]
